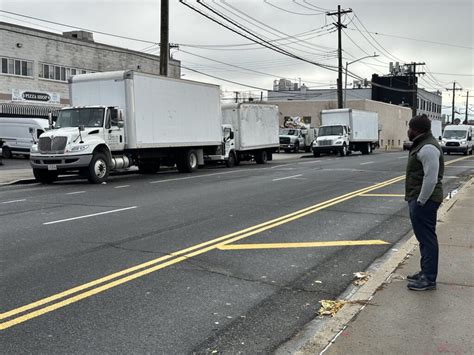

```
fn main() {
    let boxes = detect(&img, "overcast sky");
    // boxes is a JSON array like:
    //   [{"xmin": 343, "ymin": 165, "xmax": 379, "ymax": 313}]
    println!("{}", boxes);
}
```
[{"xmin": 2, "ymin": 0, "xmax": 473, "ymax": 115}]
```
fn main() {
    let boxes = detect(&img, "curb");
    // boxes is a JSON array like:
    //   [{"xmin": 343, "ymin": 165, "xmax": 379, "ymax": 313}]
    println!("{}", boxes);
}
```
[{"xmin": 276, "ymin": 177, "xmax": 473, "ymax": 355}]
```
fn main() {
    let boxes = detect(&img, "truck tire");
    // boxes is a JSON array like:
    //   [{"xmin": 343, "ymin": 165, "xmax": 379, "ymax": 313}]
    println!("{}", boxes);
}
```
[
  {"xmin": 362, "ymin": 143, "xmax": 370, "ymax": 155},
  {"xmin": 368, "ymin": 143, "xmax": 372, "ymax": 154},
  {"xmin": 138, "ymin": 160, "xmax": 160, "ymax": 174},
  {"xmin": 255, "ymin": 150, "xmax": 268, "ymax": 164},
  {"xmin": 2, "ymin": 146, "xmax": 12, "ymax": 159},
  {"xmin": 293, "ymin": 141, "xmax": 300, "ymax": 153},
  {"xmin": 33, "ymin": 168, "xmax": 58, "ymax": 184},
  {"xmin": 267, "ymin": 151, "xmax": 273, "ymax": 161},
  {"xmin": 88, "ymin": 152, "xmax": 109, "ymax": 183},
  {"xmin": 340, "ymin": 144, "xmax": 348, "ymax": 157},
  {"xmin": 177, "ymin": 149, "xmax": 198, "ymax": 173},
  {"xmin": 226, "ymin": 152, "xmax": 236, "ymax": 168}
]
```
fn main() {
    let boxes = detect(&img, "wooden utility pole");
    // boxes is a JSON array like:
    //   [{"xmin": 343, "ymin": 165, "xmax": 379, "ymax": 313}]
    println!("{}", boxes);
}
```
[
  {"xmin": 327, "ymin": 6, "xmax": 352, "ymax": 109},
  {"xmin": 409, "ymin": 62, "xmax": 425, "ymax": 117},
  {"xmin": 446, "ymin": 82, "xmax": 462, "ymax": 124},
  {"xmin": 462, "ymin": 91, "xmax": 469, "ymax": 124},
  {"xmin": 159, "ymin": 0, "xmax": 169, "ymax": 76}
]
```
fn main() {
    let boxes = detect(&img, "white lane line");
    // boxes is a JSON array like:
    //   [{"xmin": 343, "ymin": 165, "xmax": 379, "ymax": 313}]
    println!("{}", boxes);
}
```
[
  {"xmin": 66, "ymin": 191, "xmax": 86, "ymax": 195},
  {"xmin": 272, "ymin": 174, "xmax": 302, "ymax": 182},
  {"xmin": 298, "ymin": 160, "xmax": 322, "ymax": 164},
  {"xmin": 114, "ymin": 185, "xmax": 130, "ymax": 189},
  {"xmin": 43, "ymin": 206, "xmax": 137, "ymax": 225},
  {"xmin": 398, "ymin": 156, "xmax": 407, "ymax": 159},
  {"xmin": 150, "ymin": 170, "xmax": 239, "ymax": 184},
  {"xmin": 360, "ymin": 161, "xmax": 374, "ymax": 165},
  {"xmin": 270, "ymin": 163, "xmax": 293, "ymax": 169},
  {"xmin": 1, "ymin": 199, "xmax": 26, "ymax": 204},
  {"xmin": 446, "ymin": 165, "xmax": 474, "ymax": 169}
]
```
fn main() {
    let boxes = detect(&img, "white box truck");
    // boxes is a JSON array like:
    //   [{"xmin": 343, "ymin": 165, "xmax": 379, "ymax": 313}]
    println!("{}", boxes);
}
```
[
  {"xmin": 217, "ymin": 103, "xmax": 279, "ymax": 166},
  {"xmin": 312, "ymin": 108, "xmax": 379, "ymax": 157},
  {"xmin": 30, "ymin": 71, "xmax": 277, "ymax": 183}
]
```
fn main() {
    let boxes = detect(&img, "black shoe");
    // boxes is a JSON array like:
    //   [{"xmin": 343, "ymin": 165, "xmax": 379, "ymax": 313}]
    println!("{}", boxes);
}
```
[
  {"xmin": 407, "ymin": 275, "xmax": 436, "ymax": 291},
  {"xmin": 406, "ymin": 271, "xmax": 422, "ymax": 281}
]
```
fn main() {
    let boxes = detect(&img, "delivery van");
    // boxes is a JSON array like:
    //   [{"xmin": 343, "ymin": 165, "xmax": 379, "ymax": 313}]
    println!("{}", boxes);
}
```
[{"xmin": 0, "ymin": 117, "xmax": 49, "ymax": 158}]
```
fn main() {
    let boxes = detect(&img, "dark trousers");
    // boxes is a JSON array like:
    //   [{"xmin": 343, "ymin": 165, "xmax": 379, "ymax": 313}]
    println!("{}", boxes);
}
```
[{"xmin": 408, "ymin": 199, "xmax": 441, "ymax": 282}]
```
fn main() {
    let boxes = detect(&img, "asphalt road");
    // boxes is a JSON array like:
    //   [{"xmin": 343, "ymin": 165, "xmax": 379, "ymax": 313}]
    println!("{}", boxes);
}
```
[{"xmin": 1, "ymin": 151, "xmax": 473, "ymax": 354}]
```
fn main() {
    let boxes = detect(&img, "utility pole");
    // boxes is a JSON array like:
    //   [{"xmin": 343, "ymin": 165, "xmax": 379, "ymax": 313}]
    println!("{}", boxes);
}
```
[
  {"xmin": 159, "ymin": 0, "xmax": 169, "ymax": 76},
  {"xmin": 409, "ymin": 62, "xmax": 425, "ymax": 117},
  {"xmin": 461, "ymin": 91, "xmax": 469, "ymax": 124},
  {"xmin": 234, "ymin": 91, "xmax": 239, "ymax": 103},
  {"xmin": 327, "ymin": 5, "xmax": 352, "ymax": 109},
  {"xmin": 446, "ymin": 82, "xmax": 462, "ymax": 124}
]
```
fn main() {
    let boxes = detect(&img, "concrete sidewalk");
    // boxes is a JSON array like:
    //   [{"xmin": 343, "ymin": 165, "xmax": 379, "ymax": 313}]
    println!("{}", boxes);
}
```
[{"xmin": 292, "ymin": 178, "xmax": 474, "ymax": 355}]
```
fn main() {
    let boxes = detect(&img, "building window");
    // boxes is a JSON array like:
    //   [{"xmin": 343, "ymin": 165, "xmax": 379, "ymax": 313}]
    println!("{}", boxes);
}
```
[
  {"xmin": 38, "ymin": 63, "xmax": 92, "ymax": 81},
  {"xmin": 0, "ymin": 57, "xmax": 33, "ymax": 77}
]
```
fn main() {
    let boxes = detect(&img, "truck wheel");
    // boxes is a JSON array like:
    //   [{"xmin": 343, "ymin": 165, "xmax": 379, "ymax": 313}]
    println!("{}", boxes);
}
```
[
  {"xmin": 177, "ymin": 149, "xmax": 198, "ymax": 173},
  {"xmin": 267, "ymin": 151, "xmax": 273, "ymax": 161},
  {"xmin": 33, "ymin": 168, "xmax": 58, "ymax": 184},
  {"xmin": 368, "ymin": 144, "xmax": 372, "ymax": 154},
  {"xmin": 2, "ymin": 146, "xmax": 12, "ymax": 159},
  {"xmin": 88, "ymin": 153, "xmax": 109, "ymax": 183},
  {"xmin": 463, "ymin": 148, "xmax": 468, "ymax": 156},
  {"xmin": 138, "ymin": 161, "xmax": 160, "ymax": 174},
  {"xmin": 293, "ymin": 141, "xmax": 300, "ymax": 153},
  {"xmin": 255, "ymin": 150, "xmax": 268, "ymax": 164},
  {"xmin": 340, "ymin": 144, "xmax": 348, "ymax": 157},
  {"xmin": 226, "ymin": 152, "xmax": 236, "ymax": 168}
]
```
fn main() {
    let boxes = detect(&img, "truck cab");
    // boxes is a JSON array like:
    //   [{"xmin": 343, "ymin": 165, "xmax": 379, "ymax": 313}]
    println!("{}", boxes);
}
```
[
  {"xmin": 279, "ymin": 128, "xmax": 304, "ymax": 153},
  {"xmin": 312, "ymin": 124, "xmax": 350, "ymax": 156},
  {"xmin": 30, "ymin": 106, "xmax": 125, "ymax": 183},
  {"xmin": 441, "ymin": 125, "xmax": 473, "ymax": 155}
]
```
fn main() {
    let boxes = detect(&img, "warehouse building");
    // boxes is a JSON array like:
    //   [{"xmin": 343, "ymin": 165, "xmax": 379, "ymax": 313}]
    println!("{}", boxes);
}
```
[{"xmin": 0, "ymin": 21, "xmax": 180, "ymax": 118}]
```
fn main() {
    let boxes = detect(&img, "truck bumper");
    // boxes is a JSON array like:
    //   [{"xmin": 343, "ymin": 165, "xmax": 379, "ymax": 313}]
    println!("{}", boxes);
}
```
[
  {"xmin": 30, "ymin": 154, "xmax": 93, "ymax": 170},
  {"xmin": 280, "ymin": 144, "xmax": 295, "ymax": 150},
  {"xmin": 312, "ymin": 146, "xmax": 340, "ymax": 153},
  {"xmin": 442, "ymin": 146, "xmax": 468, "ymax": 154}
]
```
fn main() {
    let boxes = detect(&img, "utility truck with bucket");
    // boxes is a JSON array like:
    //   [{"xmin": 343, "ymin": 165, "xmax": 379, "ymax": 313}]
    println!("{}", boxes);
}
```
[
  {"xmin": 29, "ymin": 71, "xmax": 278, "ymax": 183},
  {"xmin": 312, "ymin": 108, "xmax": 379, "ymax": 157}
]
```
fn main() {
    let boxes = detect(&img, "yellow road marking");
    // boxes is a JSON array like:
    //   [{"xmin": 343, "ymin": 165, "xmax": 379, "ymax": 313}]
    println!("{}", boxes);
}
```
[
  {"xmin": 218, "ymin": 240, "xmax": 389, "ymax": 250},
  {"xmin": 0, "ymin": 176, "xmax": 405, "ymax": 329},
  {"xmin": 2, "ymin": 158, "xmax": 469, "ymax": 329},
  {"xmin": 2, "ymin": 157, "xmax": 470, "ymax": 329},
  {"xmin": 360, "ymin": 193, "xmax": 405, "ymax": 197}
]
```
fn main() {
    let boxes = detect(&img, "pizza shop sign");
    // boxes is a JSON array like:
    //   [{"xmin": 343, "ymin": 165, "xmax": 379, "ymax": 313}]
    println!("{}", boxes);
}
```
[{"xmin": 12, "ymin": 89, "xmax": 60, "ymax": 104}]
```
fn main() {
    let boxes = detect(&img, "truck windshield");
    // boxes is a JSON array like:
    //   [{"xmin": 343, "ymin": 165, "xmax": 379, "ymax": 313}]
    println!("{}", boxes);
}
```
[
  {"xmin": 280, "ymin": 129, "xmax": 298, "ymax": 136},
  {"xmin": 319, "ymin": 126, "xmax": 343, "ymax": 136},
  {"xmin": 443, "ymin": 130, "xmax": 467, "ymax": 139},
  {"xmin": 56, "ymin": 108, "xmax": 105, "ymax": 128}
]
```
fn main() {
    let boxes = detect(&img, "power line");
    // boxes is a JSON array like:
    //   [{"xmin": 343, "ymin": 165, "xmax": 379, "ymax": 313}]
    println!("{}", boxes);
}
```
[
  {"xmin": 179, "ymin": 1, "xmax": 339, "ymax": 73},
  {"xmin": 263, "ymin": 0, "xmax": 327, "ymax": 16}
]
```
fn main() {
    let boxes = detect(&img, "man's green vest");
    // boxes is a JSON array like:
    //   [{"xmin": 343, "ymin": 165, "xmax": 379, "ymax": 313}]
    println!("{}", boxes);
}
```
[{"xmin": 405, "ymin": 133, "xmax": 444, "ymax": 203}]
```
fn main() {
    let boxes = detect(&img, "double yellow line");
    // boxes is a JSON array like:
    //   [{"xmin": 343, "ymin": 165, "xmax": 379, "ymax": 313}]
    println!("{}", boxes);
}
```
[
  {"xmin": 0, "ymin": 175, "xmax": 405, "ymax": 330},
  {"xmin": 2, "ymin": 155, "xmax": 470, "ymax": 330}
]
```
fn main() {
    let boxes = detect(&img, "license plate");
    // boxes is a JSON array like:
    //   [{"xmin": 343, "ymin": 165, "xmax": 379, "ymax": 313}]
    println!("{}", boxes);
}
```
[{"xmin": 47, "ymin": 164, "xmax": 57, "ymax": 171}]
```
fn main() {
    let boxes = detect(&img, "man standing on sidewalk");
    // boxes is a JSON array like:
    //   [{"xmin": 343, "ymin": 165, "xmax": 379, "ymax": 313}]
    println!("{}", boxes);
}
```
[{"xmin": 405, "ymin": 114, "xmax": 444, "ymax": 291}]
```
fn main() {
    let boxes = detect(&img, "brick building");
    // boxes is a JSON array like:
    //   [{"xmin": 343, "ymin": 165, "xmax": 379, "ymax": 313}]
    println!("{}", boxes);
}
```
[{"xmin": 0, "ymin": 22, "xmax": 180, "ymax": 118}]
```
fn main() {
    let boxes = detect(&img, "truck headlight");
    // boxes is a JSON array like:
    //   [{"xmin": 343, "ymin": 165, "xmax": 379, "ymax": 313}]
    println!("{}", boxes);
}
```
[
  {"xmin": 30, "ymin": 144, "xmax": 38, "ymax": 153},
  {"xmin": 69, "ymin": 144, "xmax": 90, "ymax": 152},
  {"xmin": 460, "ymin": 140, "xmax": 467, "ymax": 145},
  {"xmin": 313, "ymin": 141, "xmax": 318, "ymax": 147},
  {"xmin": 335, "ymin": 140, "xmax": 343, "ymax": 145}
]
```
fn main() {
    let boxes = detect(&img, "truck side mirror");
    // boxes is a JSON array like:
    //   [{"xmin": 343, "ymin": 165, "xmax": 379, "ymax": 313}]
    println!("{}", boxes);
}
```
[
  {"xmin": 48, "ymin": 112, "xmax": 54, "ymax": 129},
  {"xmin": 117, "ymin": 109, "xmax": 124, "ymax": 128},
  {"xmin": 438, "ymin": 136, "xmax": 442, "ymax": 140},
  {"xmin": 468, "ymin": 136, "xmax": 472, "ymax": 141},
  {"xmin": 229, "ymin": 131, "xmax": 234, "ymax": 139}
]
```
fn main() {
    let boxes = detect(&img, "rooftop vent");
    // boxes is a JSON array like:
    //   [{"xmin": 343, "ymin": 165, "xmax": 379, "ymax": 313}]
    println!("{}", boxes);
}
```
[{"xmin": 63, "ymin": 30, "xmax": 94, "ymax": 42}]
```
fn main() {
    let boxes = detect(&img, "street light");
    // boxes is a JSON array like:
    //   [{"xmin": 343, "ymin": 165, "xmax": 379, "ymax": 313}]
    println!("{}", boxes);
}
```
[{"xmin": 344, "ymin": 53, "xmax": 379, "ymax": 107}]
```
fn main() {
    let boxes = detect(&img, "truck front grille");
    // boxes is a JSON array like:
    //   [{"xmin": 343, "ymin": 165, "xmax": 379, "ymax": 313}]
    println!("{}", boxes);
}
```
[
  {"xmin": 280, "ymin": 137, "xmax": 290, "ymax": 144},
  {"xmin": 446, "ymin": 142, "xmax": 460, "ymax": 147},
  {"xmin": 38, "ymin": 136, "xmax": 67, "ymax": 153},
  {"xmin": 319, "ymin": 140, "xmax": 333, "ymax": 146}
]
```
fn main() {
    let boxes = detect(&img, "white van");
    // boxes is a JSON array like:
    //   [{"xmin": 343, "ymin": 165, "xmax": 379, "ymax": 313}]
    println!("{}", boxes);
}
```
[
  {"xmin": 0, "ymin": 118, "xmax": 49, "ymax": 158},
  {"xmin": 441, "ymin": 124, "xmax": 473, "ymax": 155}
]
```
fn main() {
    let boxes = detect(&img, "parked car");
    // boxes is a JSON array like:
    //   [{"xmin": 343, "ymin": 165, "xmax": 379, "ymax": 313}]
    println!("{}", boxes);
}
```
[{"xmin": 0, "ymin": 117, "xmax": 49, "ymax": 158}]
